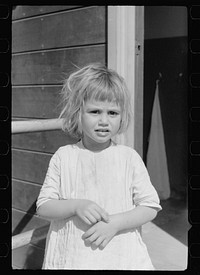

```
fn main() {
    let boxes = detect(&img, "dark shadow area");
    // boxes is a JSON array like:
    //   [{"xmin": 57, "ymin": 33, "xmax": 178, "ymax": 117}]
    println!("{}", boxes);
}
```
[
  {"xmin": 12, "ymin": 200, "xmax": 37, "ymax": 236},
  {"xmin": 143, "ymin": 36, "xmax": 188, "ymax": 246},
  {"xmin": 24, "ymin": 225, "xmax": 49, "ymax": 269},
  {"xmin": 143, "ymin": 37, "xmax": 188, "ymax": 200},
  {"xmin": 152, "ymin": 197, "xmax": 189, "ymax": 246}
]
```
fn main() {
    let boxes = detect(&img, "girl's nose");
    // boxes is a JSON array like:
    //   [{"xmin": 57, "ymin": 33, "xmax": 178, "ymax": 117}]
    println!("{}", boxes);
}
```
[{"xmin": 99, "ymin": 113, "xmax": 108, "ymax": 125}]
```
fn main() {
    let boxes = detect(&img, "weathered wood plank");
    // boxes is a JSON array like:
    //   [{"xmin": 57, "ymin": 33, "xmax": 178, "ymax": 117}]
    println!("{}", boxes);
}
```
[
  {"xmin": 12, "ymin": 130, "xmax": 77, "ymax": 153},
  {"xmin": 12, "ymin": 6, "xmax": 106, "ymax": 53},
  {"xmin": 12, "ymin": 86, "xmax": 61, "ymax": 119},
  {"xmin": 12, "ymin": 149, "xmax": 51, "ymax": 184},
  {"xmin": 12, "ymin": 5, "xmax": 82, "ymax": 20},
  {"xmin": 12, "ymin": 45, "xmax": 106, "ymax": 85},
  {"xmin": 12, "ymin": 224, "xmax": 49, "ymax": 250},
  {"xmin": 12, "ymin": 179, "xmax": 41, "ymax": 214},
  {"xmin": 12, "ymin": 209, "xmax": 49, "ymax": 235}
]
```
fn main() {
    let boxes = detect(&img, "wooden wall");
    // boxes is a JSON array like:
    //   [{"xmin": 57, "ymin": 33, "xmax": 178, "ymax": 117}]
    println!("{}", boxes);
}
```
[{"xmin": 12, "ymin": 6, "xmax": 106, "ymax": 235}]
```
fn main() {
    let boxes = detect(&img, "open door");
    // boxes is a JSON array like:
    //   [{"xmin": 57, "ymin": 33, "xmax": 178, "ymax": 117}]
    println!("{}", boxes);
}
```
[{"xmin": 143, "ymin": 6, "xmax": 187, "ymax": 200}]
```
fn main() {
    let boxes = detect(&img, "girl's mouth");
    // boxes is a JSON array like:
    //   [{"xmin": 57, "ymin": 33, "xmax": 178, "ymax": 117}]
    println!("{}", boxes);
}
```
[
  {"xmin": 95, "ymin": 129, "xmax": 110, "ymax": 137},
  {"xmin": 95, "ymin": 129, "xmax": 109, "ymax": 132}
]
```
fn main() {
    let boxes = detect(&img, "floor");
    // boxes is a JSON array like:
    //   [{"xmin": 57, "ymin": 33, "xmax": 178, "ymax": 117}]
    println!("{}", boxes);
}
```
[{"xmin": 142, "ymin": 197, "xmax": 190, "ymax": 270}]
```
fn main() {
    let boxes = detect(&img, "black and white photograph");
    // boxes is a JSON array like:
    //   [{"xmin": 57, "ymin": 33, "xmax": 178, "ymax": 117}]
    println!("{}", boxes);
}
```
[{"xmin": 11, "ymin": 5, "xmax": 189, "ymax": 270}]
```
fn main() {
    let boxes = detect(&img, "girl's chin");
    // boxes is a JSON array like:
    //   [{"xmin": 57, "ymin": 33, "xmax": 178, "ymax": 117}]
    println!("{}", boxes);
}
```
[
  {"xmin": 82, "ymin": 136, "xmax": 111, "ymax": 150},
  {"xmin": 93, "ymin": 135, "xmax": 111, "ymax": 144}
]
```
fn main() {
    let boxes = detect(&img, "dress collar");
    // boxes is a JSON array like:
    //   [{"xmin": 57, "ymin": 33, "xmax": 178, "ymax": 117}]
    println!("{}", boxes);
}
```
[{"xmin": 76, "ymin": 139, "xmax": 116, "ymax": 152}]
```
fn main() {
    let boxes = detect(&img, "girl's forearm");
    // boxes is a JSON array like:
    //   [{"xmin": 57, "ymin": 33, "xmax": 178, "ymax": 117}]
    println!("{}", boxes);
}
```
[
  {"xmin": 111, "ymin": 206, "xmax": 158, "ymax": 233},
  {"xmin": 37, "ymin": 198, "xmax": 109, "ymax": 224},
  {"xmin": 37, "ymin": 199, "xmax": 78, "ymax": 220}
]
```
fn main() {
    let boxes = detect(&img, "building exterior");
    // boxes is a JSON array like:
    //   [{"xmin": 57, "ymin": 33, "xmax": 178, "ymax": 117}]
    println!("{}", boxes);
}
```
[
  {"xmin": 12, "ymin": 6, "xmax": 187, "ymax": 269},
  {"xmin": 12, "ymin": 6, "xmax": 143, "ymax": 237}
]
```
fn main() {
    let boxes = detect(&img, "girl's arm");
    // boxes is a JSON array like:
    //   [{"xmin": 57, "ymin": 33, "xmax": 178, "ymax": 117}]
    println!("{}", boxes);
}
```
[
  {"xmin": 37, "ymin": 199, "xmax": 109, "ymax": 225},
  {"xmin": 82, "ymin": 206, "xmax": 157, "ymax": 249},
  {"xmin": 110, "ymin": 205, "xmax": 157, "ymax": 232}
]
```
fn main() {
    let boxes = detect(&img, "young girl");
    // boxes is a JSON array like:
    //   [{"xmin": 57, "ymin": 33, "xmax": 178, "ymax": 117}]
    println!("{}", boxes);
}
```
[{"xmin": 36, "ymin": 63, "xmax": 162, "ymax": 270}]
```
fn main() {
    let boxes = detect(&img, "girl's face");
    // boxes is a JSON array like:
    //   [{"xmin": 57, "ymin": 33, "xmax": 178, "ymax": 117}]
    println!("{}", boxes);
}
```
[{"xmin": 81, "ymin": 99, "xmax": 121, "ymax": 151}]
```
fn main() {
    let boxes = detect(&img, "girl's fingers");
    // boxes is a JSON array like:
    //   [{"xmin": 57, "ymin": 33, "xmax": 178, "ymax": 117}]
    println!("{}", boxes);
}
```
[
  {"xmin": 82, "ymin": 229, "xmax": 109, "ymax": 249},
  {"xmin": 90, "ymin": 209, "xmax": 103, "ymax": 222},
  {"xmin": 93, "ymin": 236, "xmax": 104, "ymax": 247},
  {"xmin": 81, "ymin": 216, "xmax": 92, "ymax": 225},
  {"xmin": 85, "ymin": 212, "xmax": 98, "ymax": 224},
  {"xmin": 82, "ymin": 227, "xmax": 95, "ymax": 240},
  {"xmin": 99, "ymin": 239, "xmax": 109, "ymax": 250},
  {"xmin": 84, "ymin": 232, "xmax": 98, "ymax": 244},
  {"xmin": 93, "ymin": 205, "xmax": 109, "ymax": 223},
  {"xmin": 100, "ymin": 210, "xmax": 109, "ymax": 223}
]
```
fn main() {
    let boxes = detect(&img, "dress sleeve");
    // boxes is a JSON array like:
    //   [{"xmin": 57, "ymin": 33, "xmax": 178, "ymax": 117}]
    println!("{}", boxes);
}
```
[
  {"xmin": 130, "ymin": 150, "xmax": 162, "ymax": 212},
  {"xmin": 36, "ymin": 150, "xmax": 61, "ymax": 211}
]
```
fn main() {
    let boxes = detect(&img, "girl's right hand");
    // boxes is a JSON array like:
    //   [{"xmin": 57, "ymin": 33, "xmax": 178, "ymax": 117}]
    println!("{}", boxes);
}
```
[{"xmin": 75, "ymin": 199, "xmax": 109, "ymax": 225}]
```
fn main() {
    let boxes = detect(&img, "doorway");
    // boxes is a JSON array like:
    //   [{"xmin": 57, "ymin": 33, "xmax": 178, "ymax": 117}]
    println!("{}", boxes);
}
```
[{"xmin": 143, "ymin": 6, "xmax": 188, "ymax": 200}]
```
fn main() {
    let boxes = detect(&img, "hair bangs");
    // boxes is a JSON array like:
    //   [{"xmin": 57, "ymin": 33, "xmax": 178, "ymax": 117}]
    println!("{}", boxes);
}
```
[{"xmin": 84, "ymin": 77, "xmax": 124, "ymax": 108}]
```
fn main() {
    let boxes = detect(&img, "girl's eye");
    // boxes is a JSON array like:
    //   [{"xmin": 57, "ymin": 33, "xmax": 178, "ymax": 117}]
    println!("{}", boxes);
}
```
[
  {"xmin": 90, "ymin": 110, "xmax": 100, "ymax": 114},
  {"xmin": 109, "ymin": 111, "xmax": 119, "ymax": 116}
]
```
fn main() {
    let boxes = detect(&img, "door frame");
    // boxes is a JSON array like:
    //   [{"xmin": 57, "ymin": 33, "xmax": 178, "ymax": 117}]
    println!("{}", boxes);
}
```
[{"xmin": 107, "ymin": 6, "xmax": 144, "ymax": 156}]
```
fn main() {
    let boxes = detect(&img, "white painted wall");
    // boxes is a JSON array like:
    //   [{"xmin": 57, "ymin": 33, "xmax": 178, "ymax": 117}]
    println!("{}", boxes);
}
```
[{"xmin": 144, "ymin": 6, "xmax": 187, "ymax": 39}]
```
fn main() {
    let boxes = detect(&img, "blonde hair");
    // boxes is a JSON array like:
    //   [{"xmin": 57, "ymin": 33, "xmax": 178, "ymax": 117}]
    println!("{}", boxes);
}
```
[{"xmin": 59, "ymin": 63, "xmax": 132, "ymax": 138}]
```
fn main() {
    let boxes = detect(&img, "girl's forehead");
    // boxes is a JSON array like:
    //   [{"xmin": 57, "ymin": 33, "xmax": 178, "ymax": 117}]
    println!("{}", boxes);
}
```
[{"xmin": 83, "ymin": 99, "xmax": 121, "ymax": 109}]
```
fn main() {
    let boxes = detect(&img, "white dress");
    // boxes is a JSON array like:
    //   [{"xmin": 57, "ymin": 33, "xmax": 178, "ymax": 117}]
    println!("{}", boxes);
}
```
[{"xmin": 36, "ymin": 140, "xmax": 162, "ymax": 270}]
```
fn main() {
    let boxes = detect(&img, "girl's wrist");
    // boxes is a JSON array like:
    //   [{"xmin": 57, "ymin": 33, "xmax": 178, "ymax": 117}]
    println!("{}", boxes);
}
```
[
  {"xmin": 73, "ymin": 199, "xmax": 83, "ymax": 216},
  {"xmin": 109, "ymin": 213, "xmax": 122, "ymax": 233}
]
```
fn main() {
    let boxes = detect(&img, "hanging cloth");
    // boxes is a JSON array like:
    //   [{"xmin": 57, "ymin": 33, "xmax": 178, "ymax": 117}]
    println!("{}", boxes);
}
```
[{"xmin": 146, "ymin": 79, "xmax": 170, "ymax": 200}]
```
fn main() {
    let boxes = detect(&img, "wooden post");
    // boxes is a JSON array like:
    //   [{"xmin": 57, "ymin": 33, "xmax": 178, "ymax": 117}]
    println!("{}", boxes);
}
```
[
  {"xmin": 107, "ymin": 6, "xmax": 144, "ymax": 156},
  {"xmin": 134, "ymin": 6, "xmax": 144, "ymax": 157}
]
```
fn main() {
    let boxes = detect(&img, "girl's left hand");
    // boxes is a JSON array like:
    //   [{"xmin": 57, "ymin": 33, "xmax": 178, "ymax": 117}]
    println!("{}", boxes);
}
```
[{"xmin": 82, "ymin": 216, "xmax": 119, "ymax": 250}]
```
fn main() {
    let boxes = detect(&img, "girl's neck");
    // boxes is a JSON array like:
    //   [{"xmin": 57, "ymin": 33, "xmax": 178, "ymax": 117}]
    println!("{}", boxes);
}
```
[{"xmin": 81, "ymin": 137, "xmax": 112, "ymax": 152}]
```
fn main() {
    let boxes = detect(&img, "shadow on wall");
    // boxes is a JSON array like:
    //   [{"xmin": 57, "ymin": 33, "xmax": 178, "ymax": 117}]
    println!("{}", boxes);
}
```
[
  {"xmin": 12, "ymin": 200, "xmax": 48, "ymax": 269},
  {"xmin": 23, "ymin": 239, "xmax": 45, "ymax": 269},
  {"xmin": 12, "ymin": 224, "xmax": 49, "ymax": 269},
  {"xmin": 12, "ymin": 201, "xmax": 37, "ymax": 236}
]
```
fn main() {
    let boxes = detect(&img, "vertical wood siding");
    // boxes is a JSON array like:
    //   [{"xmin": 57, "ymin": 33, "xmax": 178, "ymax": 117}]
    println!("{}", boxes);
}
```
[{"xmin": 12, "ymin": 5, "xmax": 107, "ymax": 234}]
